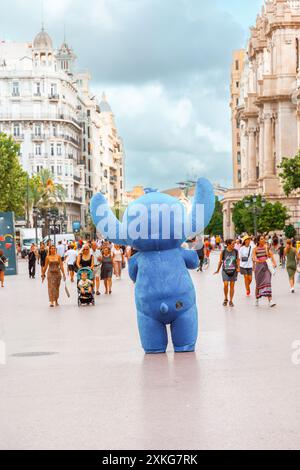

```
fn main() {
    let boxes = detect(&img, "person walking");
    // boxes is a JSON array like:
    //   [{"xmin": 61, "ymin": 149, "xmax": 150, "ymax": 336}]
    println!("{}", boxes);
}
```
[
  {"xmin": 56, "ymin": 241, "xmax": 66, "ymax": 262},
  {"xmin": 253, "ymin": 235, "xmax": 277, "ymax": 307},
  {"xmin": 214, "ymin": 239, "xmax": 240, "ymax": 307},
  {"xmin": 65, "ymin": 244, "xmax": 78, "ymax": 283},
  {"xmin": 112, "ymin": 244, "xmax": 124, "ymax": 279},
  {"xmin": 284, "ymin": 239, "xmax": 299, "ymax": 293},
  {"xmin": 42, "ymin": 245, "xmax": 66, "ymax": 308},
  {"xmin": 100, "ymin": 246, "xmax": 113, "ymax": 294},
  {"xmin": 38, "ymin": 242, "xmax": 47, "ymax": 271},
  {"xmin": 239, "ymin": 235, "xmax": 254, "ymax": 296},
  {"xmin": 91, "ymin": 241, "xmax": 102, "ymax": 295},
  {"xmin": 0, "ymin": 249, "xmax": 7, "ymax": 287},
  {"xmin": 28, "ymin": 244, "xmax": 37, "ymax": 279},
  {"xmin": 76, "ymin": 244, "xmax": 94, "ymax": 271}
]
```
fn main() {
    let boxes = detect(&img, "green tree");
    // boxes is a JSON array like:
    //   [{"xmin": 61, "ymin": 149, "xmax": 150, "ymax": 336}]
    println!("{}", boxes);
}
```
[
  {"xmin": 0, "ymin": 133, "xmax": 28, "ymax": 217},
  {"xmin": 28, "ymin": 169, "xmax": 66, "ymax": 236},
  {"xmin": 232, "ymin": 195, "xmax": 289, "ymax": 234},
  {"xmin": 205, "ymin": 197, "xmax": 223, "ymax": 235},
  {"xmin": 278, "ymin": 153, "xmax": 300, "ymax": 196},
  {"xmin": 29, "ymin": 169, "xmax": 66, "ymax": 210},
  {"xmin": 284, "ymin": 224, "xmax": 296, "ymax": 239}
]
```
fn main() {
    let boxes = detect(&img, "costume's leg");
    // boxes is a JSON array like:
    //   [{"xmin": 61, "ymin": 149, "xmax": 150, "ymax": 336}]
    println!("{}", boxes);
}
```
[
  {"xmin": 137, "ymin": 311, "xmax": 168, "ymax": 354},
  {"xmin": 170, "ymin": 305, "xmax": 198, "ymax": 353}
]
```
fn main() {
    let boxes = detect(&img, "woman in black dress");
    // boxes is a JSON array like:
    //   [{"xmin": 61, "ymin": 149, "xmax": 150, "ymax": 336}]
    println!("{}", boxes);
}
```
[
  {"xmin": 100, "ymin": 247, "xmax": 113, "ymax": 294},
  {"xmin": 76, "ymin": 244, "xmax": 94, "ymax": 271}
]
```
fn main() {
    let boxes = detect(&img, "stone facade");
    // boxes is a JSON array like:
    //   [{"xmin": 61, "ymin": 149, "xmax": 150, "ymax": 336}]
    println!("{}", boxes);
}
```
[
  {"xmin": 223, "ymin": 0, "xmax": 300, "ymax": 239},
  {"xmin": 0, "ymin": 29, "xmax": 125, "ymax": 231}
]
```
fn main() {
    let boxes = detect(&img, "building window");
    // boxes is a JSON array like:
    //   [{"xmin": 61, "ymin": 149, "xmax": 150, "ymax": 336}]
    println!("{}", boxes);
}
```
[
  {"xmin": 235, "ymin": 60, "xmax": 239, "ymax": 71},
  {"xmin": 13, "ymin": 123, "xmax": 20, "ymax": 137},
  {"xmin": 52, "ymin": 125, "xmax": 57, "ymax": 137},
  {"xmin": 35, "ymin": 144, "xmax": 42, "ymax": 156},
  {"xmin": 57, "ymin": 165, "xmax": 62, "ymax": 175},
  {"xmin": 51, "ymin": 165, "xmax": 55, "ymax": 175},
  {"xmin": 34, "ymin": 82, "xmax": 41, "ymax": 96},
  {"xmin": 65, "ymin": 166, "xmax": 69, "ymax": 176},
  {"xmin": 237, "ymin": 152, "xmax": 241, "ymax": 164},
  {"xmin": 12, "ymin": 81, "xmax": 20, "ymax": 96},
  {"xmin": 35, "ymin": 123, "xmax": 42, "ymax": 136},
  {"xmin": 50, "ymin": 144, "xmax": 55, "ymax": 156},
  {"xmin": 57, "ymin": 144, "xmax": 62, "ymax": 156},
  {"xmin": 50, "ymin": 83, "xmax": 57, "ymax": 96},
  {"xmin": 236, "ymin": 81, "xmax": 239, "ymax": 88},
  {"xmin": 238, "ymin": 170, "xmax": 241, "ymax": 183}
]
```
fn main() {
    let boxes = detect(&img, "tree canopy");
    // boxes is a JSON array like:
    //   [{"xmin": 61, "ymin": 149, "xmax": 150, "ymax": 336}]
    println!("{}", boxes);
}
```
[
  {"xmin": 278, "ymin": 153, "xmax": 300, "ymax": 196},
  {"xmin": 205, "ymin": 197, "xmax": 223, "ymax": 235},
  {"xmin": 0, "ymin": 133, "xmax": 28, "ymax": 217},
  {"xmin": 232, "ymin": 195, "xmax": 289, "ymax": 235}
]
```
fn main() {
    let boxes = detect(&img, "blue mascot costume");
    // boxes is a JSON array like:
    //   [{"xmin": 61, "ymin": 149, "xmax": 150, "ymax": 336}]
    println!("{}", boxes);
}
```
[{"xmin": 90, "ymin": 178, "xmax": 215, "ymax": 354}]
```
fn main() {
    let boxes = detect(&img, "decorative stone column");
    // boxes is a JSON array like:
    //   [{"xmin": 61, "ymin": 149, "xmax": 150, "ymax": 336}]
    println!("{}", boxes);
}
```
[
  {"xmin": 248, "ymin": 127, "xmax": 258, "ymax": 186},
  {"xmin": 263, "ymin": 113, "xmax": 279, "ymax": 194},
  {"xmin": 263, "ymin": 113, "xmax": 274, "ymax": 177},
  {"xmin": 258, "ymin": 119, "xmax": 264, "ymax": 181}
]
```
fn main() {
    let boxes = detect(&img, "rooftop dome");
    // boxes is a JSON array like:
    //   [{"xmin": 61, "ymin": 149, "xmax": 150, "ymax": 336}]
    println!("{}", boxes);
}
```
[
  {"xmin": 100, "ymin": 93, "xmax": 112, "ymax": 113},
  {"xmin": 33, "ymin": 28, "xmax": 53, "ymax": 51}
]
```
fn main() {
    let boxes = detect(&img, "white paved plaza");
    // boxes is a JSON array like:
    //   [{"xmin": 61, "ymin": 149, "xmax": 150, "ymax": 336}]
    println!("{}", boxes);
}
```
[{"xmin": 0, "ymin": 253, "xmax": 300, "ymax": 450}]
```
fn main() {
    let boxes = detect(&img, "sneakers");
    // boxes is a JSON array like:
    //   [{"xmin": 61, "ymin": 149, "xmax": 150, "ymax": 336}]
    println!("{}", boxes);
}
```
[
  {"xmin": 291, "ymin": 288, "xmax": 295, "ymax": 294},
  {"xmin": 269, "ymin": 300, "xmax": 276, "ymax": 308}
]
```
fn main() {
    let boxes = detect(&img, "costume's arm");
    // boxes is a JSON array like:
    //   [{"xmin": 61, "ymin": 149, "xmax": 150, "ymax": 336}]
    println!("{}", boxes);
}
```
[
  {"xmin": 128, "ymin": 255, "xmax": 139, "ymax": 282},
  {"xmin": 181, "ymin": 249, "xmax": 199, "ymax": 270}
]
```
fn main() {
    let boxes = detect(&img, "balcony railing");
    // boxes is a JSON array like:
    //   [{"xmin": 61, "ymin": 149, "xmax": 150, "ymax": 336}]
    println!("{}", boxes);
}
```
[
  {"xmin": 73, "ymin": 196, "xmax": 83, "ymax": 203},
  {"xmin": 31, "ymin": 134, "xmax": 45, "ymax": 141},
  {"xmin": 73, "ymin": 175, "xmax": 81, "ymax": 183},
  {"xmin": 0, "ymin": 113, "xmax": 81, "ymax": 128},
  {"xmin": 13, "ymin": 134, "xmax": 24, "ymax": 141},
  {"xmin": 49, "ymin": 94, "xmax": 60, "ymax": 101}
]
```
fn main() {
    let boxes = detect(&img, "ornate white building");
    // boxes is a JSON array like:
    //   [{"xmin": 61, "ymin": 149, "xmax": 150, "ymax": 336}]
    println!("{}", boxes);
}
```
[
  {"xmin": 223, "ymin": 0, "xmax": 300, "ymax": 238},
  {"xmin": 0, "ymin": 28, "xmax": 125, "ymax": 231}
]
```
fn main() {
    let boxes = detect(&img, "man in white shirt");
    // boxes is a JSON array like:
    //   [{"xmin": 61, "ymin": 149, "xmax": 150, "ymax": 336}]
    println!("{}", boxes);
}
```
[
  {"xmin": 239, "ymin": 235, "xmax": 254, "ymax": 296},
  {"xmin": 56, "ymin": 241, "xmax": 66, "ymax": 261},
  {"xmin": 65, "ymin": 244, "xmax": 78, "ymax": 282}
]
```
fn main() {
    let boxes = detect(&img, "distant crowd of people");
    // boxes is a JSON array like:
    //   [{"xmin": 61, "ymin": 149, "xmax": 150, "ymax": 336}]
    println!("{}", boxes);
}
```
[
  {"xmin": 20, "ymin": 238, "xmax": 135, "ymax": 308},
  {"xmin": 190, "ymin": 233, "xmax": 300, "ymax": 308}
]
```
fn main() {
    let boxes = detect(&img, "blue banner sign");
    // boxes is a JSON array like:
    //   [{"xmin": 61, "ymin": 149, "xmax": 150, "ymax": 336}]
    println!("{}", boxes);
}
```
[
  {"xmin": 72, "ymin": 221, "xmax": 81, "ymax": 233},
  {"xmin": 0, "ymin": 212, "xmax": 17, "ymax": 276}
]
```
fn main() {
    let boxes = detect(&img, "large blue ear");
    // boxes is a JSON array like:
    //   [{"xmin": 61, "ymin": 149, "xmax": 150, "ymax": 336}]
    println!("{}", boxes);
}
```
[
  {"xmin": 189, "ymin": 178, "xmax": 215, "ymax": 237},
  {"xmin": 90, "ymin": 193, "xmax": 127, "ymax": 244}
]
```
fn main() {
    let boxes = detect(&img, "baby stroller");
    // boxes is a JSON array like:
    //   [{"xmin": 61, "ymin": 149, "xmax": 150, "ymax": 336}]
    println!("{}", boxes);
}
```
[{"xmin": 77, "ymin": 268, "xmax": 95, "ymax": 307}]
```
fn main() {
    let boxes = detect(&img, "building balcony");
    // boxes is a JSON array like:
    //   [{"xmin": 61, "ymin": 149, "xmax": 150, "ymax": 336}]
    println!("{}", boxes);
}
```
[
  {"xmin": 0, "ymin": 113, "xmax": 81, "ymax": 130},
  {"xmin": 31, "ymin": 134, "xmax": 45, "ymax": 141},
  {"xmin": 73, "ymin": 196, "xmax": 83, "ymax": 203},
  {"xmin": 11, "ymin": 92, "xmax": 20, "ymax": 98},
  {"xmin": 49, "ymin": 94, "xmax": 60, "ymax": 101},
  {"xmin": 73, "ymin": 175, "xmax": 81, "ymax": 183},
  {"xmin": 13, "ymin": 134, "xmax": 24, "ymax": 141}
]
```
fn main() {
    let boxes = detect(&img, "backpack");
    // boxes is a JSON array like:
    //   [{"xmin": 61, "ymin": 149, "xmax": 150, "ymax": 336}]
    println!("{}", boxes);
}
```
[{"xmin": 222, "ymin": 249, "xmax": 238, "ymax": 276}]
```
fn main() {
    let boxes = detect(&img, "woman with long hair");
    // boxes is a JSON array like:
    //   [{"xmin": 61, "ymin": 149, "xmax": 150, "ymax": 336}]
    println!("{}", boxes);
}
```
[
  {"xmin": 100, "ymin": 246, "xmax": 113, "ymax": 295},
  {"xmin": 42, "ymin": 245, "xmax": 66, "ymax": 307},
  {"xmin": 284, "ymin": 239, "xmax": 300, "ymax": 293},
  {"xmin": 253, "ymin": 235, "xmax": 277, "ymax": 307},
  {"xmin": 214, "ymin": 239, "xmax": 240, "ymax": 307},
  {"xmin": 76, "ymin": 244, "xmax": 94, "ymax": 271}
]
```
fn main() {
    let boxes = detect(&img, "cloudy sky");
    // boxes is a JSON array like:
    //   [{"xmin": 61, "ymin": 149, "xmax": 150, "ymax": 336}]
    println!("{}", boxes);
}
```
[{"xmin": 1, "ymin": 0, "xmax": 263, "ymax": 190}]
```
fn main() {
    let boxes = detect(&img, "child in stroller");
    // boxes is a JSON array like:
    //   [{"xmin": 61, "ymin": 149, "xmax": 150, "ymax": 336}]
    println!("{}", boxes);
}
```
[{"xmin": 77, "ymin": 268, "xmax": 95, "ymax": 306}]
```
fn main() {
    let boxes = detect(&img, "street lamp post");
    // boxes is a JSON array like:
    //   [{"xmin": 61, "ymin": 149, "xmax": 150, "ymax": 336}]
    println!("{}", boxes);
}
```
[
  {"xmin": 32, "ymin": 206, "xmax": 39, "ymax": 245},
  {"xmin": 244, "ymin": 196, "xmax": 266, "ymax": 236}
]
